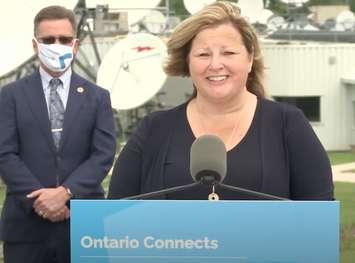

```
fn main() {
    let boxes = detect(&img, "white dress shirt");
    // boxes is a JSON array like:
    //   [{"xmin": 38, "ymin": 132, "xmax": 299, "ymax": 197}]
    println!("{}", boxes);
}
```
[{"xmin": 39, "ymin": 66, "xmax": 71, "ymax": 114}]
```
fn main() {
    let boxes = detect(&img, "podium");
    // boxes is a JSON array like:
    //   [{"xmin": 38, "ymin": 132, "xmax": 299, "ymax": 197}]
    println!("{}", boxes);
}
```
[{"xmin": 71, "ymin": 200, "xmax": 339, "ymax": 263}]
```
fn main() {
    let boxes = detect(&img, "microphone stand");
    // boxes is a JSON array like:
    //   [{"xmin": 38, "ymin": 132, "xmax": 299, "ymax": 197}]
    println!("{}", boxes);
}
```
[
  {"xmin": 122, "ymin": 182, "xmax": 201, "ymax": 200},
  {"xmin": 120, "ymin": 166, "xmax": 288, "ymax": 201},
  {"xmin": 218, "ymin": 183, "xmax": 289, "ymax": 201}
]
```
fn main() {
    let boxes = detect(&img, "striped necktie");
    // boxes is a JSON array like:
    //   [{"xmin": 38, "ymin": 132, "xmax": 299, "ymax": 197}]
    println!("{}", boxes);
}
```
[{"xmin": 49, "ymin": 78, "xmax": 64, "ymax": 149}]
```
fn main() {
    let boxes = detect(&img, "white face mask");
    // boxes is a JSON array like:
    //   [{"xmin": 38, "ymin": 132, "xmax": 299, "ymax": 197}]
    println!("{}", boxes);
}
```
[{"xmin": 35, "ymin": 40, "xmax": 75, "ymax": 72}]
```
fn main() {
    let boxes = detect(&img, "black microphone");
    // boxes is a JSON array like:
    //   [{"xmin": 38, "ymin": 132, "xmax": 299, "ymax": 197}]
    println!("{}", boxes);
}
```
[
  {"xmin": 190, "ymin": 134, "xmax": 227, "ymax": 185},
  {"xmin": 190, "ymin": 134, "xmax": 288, "ymax": 200}
]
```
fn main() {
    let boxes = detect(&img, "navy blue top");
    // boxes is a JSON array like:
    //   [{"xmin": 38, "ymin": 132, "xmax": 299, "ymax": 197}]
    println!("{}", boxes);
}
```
[{"xmin": 108, "ymin": 98, "xmax": 333, "ymax": 200}]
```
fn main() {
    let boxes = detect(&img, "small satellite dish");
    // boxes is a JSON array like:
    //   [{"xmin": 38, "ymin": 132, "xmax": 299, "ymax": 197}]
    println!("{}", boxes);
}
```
[
  {"xmin": 142, "ymin": 10, "xmax": 166, "ymax": 35},
  {"xmin": 267, "ymin": 15, "xmax": 286, "ymax": 32},
  {"xmin": 234, "ymin": 0, "xmax": 264, "ymax": 24},
  {"xmin": 336, "ymin": 10, "xmax": 355, "ymax": 31},
  {"xmin": 0, "ymin": 0, "xmax": 75, "ymax": 76},
  {"xmin": 85, "ymin": 0, "xmax": 161, "ymax": 28},
  {"xmin": 97, "ymin": 33, "xmax": 167, "ymax": 110},
  {"xmin": 183, "ymin": 0, "xmax": 215, "ymax": 15}
]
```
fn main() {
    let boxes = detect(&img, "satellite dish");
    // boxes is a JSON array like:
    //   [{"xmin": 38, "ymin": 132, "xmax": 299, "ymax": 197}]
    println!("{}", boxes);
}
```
[
  {"xmin": 336, "ymin": 10, "xmax": 355, "ymax": 31},
  {"xmin": 0, "ymin": 0, "xmax": 75, "ymax": 77},
  {"xmin": 183, "ymin": 0, "xmax": 215, "ymax": 15},
  {"xmin": 97, "ymin": 33, "xmax": 167, "ymax": 110},
  {"xmin": 267, "ymin": 15, "xmax": 286, "ymax": 32},
  {"xmin": 142, "ymin": 10, "xmax": 166, "ymax": 35},
  {"xmin": 234, "ymin": 0, "xmax": 264, "ymax": 24},
  {"xmin": 85, "ymin": 0, "xmax": 161, "ymax": 28}
]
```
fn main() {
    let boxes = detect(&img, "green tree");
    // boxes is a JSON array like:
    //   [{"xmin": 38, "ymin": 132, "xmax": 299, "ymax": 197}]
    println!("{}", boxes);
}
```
[
  {"xmin": 159, "ymin": 0, "xmax": 188, "ymax": 18},
  {"xmin": 308, "ymin": 0, "xmax": 346, "ymax": 5},
  {"xmin": 267, "ymin": 0, "xmax": 289, "ymax": 15},
  {"xmin": 170, "ymin": 0, "xmax": 189, "ymax": 16}
]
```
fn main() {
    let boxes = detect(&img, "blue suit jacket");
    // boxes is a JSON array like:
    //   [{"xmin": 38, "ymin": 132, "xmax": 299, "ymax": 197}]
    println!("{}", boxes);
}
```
[{"xmin": 0, "ymin": 71, "xmax": 116, "ymax": 242}]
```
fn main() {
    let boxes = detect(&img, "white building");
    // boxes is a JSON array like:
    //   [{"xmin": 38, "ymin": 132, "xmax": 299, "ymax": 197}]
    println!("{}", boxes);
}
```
[{"xmin": 262, "ymin": 40, "xmax": 355, "ymax": 150}]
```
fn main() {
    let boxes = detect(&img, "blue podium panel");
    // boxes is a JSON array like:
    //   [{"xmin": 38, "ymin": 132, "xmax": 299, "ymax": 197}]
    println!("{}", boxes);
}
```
[{"xmin": 71, "ymin": 200, "xmax": 339, "ymax": 263}]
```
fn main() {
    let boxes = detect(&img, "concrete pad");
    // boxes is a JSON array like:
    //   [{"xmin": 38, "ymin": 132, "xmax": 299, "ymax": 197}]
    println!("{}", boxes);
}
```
[{"xmin": 332, "ymin": 162, "xmax": 355, "ymax": 183}]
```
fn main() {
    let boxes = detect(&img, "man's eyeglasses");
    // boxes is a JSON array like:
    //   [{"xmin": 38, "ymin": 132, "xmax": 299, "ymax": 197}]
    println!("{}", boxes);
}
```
[{"xmin": 37, "ymin": 36, "xmax": 74, "ymax": 45}]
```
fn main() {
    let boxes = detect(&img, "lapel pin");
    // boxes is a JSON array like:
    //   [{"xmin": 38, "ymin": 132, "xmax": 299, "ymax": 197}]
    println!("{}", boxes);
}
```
[{"xmin": 77, "ymin": 87, "xmax": 85, "ymax": 93}]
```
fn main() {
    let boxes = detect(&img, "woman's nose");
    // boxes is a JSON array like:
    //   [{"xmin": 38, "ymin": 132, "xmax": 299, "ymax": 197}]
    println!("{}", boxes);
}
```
[{"xmin": 209, "ymin": 54, "xmax": 224, "ymax": 70}]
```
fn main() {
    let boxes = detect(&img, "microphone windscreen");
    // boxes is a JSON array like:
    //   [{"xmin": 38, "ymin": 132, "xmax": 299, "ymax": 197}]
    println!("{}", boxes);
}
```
[{"xmin": 190, "ymin": 134, "xmax": 227, "ymax": 184}]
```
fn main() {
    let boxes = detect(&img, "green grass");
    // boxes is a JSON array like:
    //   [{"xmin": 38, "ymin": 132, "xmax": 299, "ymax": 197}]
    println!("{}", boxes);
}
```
[
  {"xmin": 102, "ymin": 174, "xmax": 111, "ymax": 197},
  {"xmin": 335, "ymin": 182, "xmax": 355, "ymax": 263},
  {"xmin": 328, "ymin": 151, "xmax": 355, "ymax": 165},
  {"xmin": 0, "ymin": 184, "xmax": 4, "ymax": 206}
]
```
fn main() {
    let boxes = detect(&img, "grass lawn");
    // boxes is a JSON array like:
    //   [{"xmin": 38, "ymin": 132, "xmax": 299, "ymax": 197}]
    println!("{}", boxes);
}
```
[
  {"xmin": 329, "ymin": 150, "xmax": 355, "ymax": 261},
  {"xmin": 328, "ymin": 151, "xmax": 355, "ymax": 165},
  {"xmin": 335, "ymin": 182, "xmax": 355, "ymax": 263},
  {"xmin": 0, "ymin": 184, "xmax": 4, "ymax": 207}
]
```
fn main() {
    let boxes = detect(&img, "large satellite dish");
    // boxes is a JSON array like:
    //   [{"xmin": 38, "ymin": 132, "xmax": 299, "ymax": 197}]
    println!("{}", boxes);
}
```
[
  {"xmin": 183, "ymin": 0, "xmax": 215, "ymax": 15},
  {"xmin": 85, "ymin": 0, "xmax": 161, "ymax": 29},
  {"xmin": 0, "ymin": 0, "xmax": 75, "ymax": 77},
  {"xmin": 97, "ymin": 33, "xmax": 167, "ymax": 110},
  {"xmin": 234, "ymin": 0, "xmax": 264, "ymax": 24}
]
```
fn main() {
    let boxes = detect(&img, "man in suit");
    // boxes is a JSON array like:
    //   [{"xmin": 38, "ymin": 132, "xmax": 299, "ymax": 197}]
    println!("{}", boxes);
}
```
[{"xmin": 0, "ymin": 5, "xmax": 116, "ymax": 263}]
